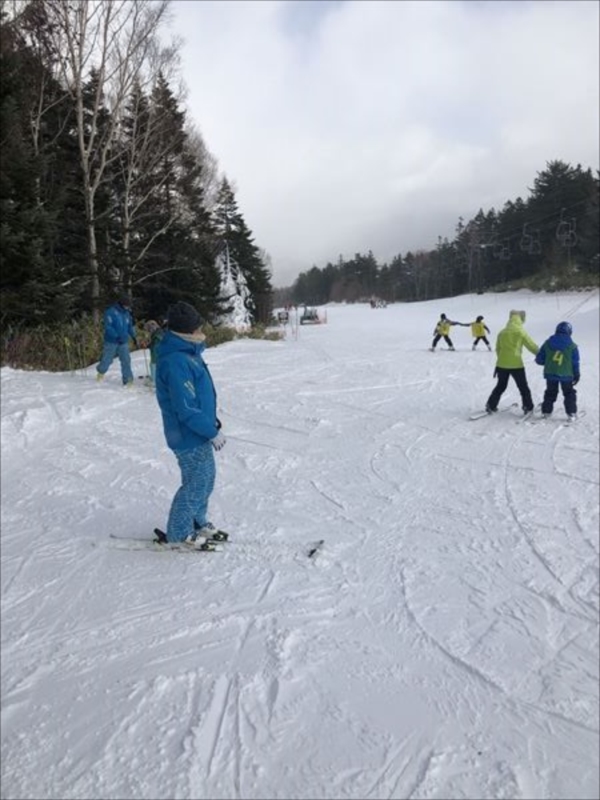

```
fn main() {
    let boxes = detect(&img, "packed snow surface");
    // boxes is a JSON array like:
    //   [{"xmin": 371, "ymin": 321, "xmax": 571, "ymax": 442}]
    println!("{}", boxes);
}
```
[{"xmin": 2, "ymin": 290, "xmax": 599, "ymax": 800}]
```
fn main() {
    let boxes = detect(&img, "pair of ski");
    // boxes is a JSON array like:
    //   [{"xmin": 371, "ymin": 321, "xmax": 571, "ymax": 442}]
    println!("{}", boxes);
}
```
[
  {"xmin": 108, "ymin": 531, "xmax": 225, "ymax": 553},
  {"xmin": 526, "ymin": 409, "xmax": 586, "ymax": 425},
  {"xmin": 469, "ymin": 403, "xmax": 584, "ymax": 424},
  {"xmin": 109, "ymin": 531, "xmax": 325, "ymax": 559}
]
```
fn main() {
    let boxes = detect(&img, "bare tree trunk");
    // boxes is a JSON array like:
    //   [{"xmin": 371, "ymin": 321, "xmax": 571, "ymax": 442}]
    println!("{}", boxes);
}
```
[
  {"xmin": 86, "ymin": 200, "xmax": 100, "ymax": 304},
  {"xmin": 188, "ymin": 125, "xmax": 220, "ymax": 211}
]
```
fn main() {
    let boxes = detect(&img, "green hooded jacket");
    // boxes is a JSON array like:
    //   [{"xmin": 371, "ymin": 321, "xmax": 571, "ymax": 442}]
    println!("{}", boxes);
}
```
[{"xmin": 495, "ymin": 311, "xmax": 539, "ymax": 368}]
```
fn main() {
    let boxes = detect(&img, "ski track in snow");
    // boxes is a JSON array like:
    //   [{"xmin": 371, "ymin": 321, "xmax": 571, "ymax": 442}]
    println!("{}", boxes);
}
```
[{"xmin": 1, "ymin": 292, "xmax": 599, "ymax": 800}]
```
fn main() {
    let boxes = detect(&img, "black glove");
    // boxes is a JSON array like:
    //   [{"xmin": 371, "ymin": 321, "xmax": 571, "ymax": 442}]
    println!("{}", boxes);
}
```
[
  {"xmin": 493, "ymin": 367, "xmax": 498, "ymax": 378},
  {"xmin": 573, "ymin": 374, "xmax": 580, "ymax": 386},
  {"xmin": 216, "ymin": 417, "xmax": 222, "ymax": 430},
  {"xmin": 132, "ymin": 338, "xmax": 138, "ymax": 348},
  {"xmin": 117, "ymin": 338, "xmax": 125, "ymax": 345}
]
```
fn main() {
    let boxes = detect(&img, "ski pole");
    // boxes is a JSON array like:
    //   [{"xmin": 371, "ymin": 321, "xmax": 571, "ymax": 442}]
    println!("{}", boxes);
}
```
[{"xmin": 226, "ymin": 434, "xmax": 301, "ymax": 456}]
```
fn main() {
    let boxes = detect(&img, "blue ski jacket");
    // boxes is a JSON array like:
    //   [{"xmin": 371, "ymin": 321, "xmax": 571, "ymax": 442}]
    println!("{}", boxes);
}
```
[
  {"xmin": 155, "ymin": 331, "xmax": 219, "ymax": 451},
  {"xmin": 535, "ymin": 333, "xmax": 580, "ymax": 382},
  {"xmin": 103, "ymin": 303, "xmax": 136, "ymax": 345}
]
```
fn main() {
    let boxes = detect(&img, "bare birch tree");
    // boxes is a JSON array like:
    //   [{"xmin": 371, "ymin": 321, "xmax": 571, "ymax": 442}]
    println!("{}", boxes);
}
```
[
  {"xmin": 187, "ymin": 123, "xmax": 220, "ymax": 212},
  {"xmin": 114, "ymin": 37, "xmax": 183, "ymax": 289},
  {"xmin": 44, "ymin": 0, "xmax": 171, "ymax": 319}
]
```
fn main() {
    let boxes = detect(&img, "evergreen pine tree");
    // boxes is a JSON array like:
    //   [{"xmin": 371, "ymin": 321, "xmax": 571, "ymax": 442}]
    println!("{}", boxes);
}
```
[
  {"xmin": 0, "ymin": 8, "xmax": 81, "ymax": 325},
  {"xmin": 212, "ymin": 178, "xmax": 273, "ymax": 324}
]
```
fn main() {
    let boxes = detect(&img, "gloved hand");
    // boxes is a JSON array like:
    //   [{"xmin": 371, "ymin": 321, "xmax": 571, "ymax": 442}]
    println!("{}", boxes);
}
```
[
  {"xmin": 117, "ymin": 338, "xmax": 126, "ymax": 345},
  {"xmin": 573, "ymin": 374, "xmax": 580, "ymax": 385},
  {"xmin": 132, "ymin": 338, "xmax": 138, "ymax": 348},
  {"xmin": 211, "ymin": 432, "xmax": 226, "ymax": 451}
]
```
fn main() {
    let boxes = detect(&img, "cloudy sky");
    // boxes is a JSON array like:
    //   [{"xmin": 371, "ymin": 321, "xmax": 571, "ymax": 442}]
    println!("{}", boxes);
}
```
[{"xmin": 167, "ymin": 0, "xmax": 599, "ymax": 287}]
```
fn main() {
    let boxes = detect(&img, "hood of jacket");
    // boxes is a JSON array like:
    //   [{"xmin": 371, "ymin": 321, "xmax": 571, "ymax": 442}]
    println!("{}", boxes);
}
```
[
  {"xmin": 504, "ymin": 312, "xmax": 525, "ymax": 332},
  {"xmin": 545, "ymin": 332, "xmax": 573, "ymax": 351},
  {"xmin": 158, "ymin": 330, "xmax": 207, "ymax": 359},
  {"xmin": 495, "ymin": 310, "xmax": 539, "ymax": 368}
]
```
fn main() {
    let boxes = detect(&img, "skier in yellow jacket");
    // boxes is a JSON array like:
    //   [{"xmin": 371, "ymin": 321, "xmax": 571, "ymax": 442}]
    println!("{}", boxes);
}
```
[
  {"xmin": 429, "ymin": 314, "xmax": 466, "ymax": 351},
  {"xmin": 469, "ymin": 315, "xmax": 492, "ymax": 351},
  {"xmin": 486, "ymin": 310, "xmax": 539, "ymax": 415}
]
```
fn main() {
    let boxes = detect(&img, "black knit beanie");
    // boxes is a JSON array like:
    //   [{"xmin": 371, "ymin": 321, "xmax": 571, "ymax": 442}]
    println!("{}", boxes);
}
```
[{"xmin": 167, "ymin": 301, "xmax": 203, "ymax": 333}]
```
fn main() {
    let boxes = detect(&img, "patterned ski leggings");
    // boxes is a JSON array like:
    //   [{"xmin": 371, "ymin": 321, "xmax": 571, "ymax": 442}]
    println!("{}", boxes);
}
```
[{"xmin": 167, "ymin": 443, "xmax": 216, "ymax": 542}]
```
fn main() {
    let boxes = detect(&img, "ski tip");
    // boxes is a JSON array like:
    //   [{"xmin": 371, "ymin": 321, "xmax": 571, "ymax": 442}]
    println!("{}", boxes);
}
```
[
  {"xmin": 307, "ymin": 539, "xmax": 325, "ymax": 558},
  {"xmin": 153, "ymin": 528, "xmax": 168, "ymax": 544}
]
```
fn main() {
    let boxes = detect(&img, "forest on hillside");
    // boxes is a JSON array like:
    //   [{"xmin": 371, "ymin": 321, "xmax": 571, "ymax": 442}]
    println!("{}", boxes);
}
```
[
  {"xmin": 1, "ymin": 2, "xmax": 598, "ymax": 341},
  {"xmin": 282, "ymin": 160, "xmax": 599, "ymax": 307},
  {"xmin": 0, "ymin": 0, "xmax": 273, "ymax": 332}
]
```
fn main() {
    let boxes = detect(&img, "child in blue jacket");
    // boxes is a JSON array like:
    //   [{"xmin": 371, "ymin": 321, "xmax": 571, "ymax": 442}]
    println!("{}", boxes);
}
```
[
  {"xmin": 155, "ymin": 302, "xmax": 226, "ymax": 545},
  {"xmin": 535, "ymin": 321, "xmax": 580, "ymax": 419}
]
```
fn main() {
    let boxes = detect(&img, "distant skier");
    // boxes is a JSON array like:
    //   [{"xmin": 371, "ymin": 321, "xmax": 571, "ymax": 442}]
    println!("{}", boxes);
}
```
[
  {"xmin": 155, "ymin": 301, "xmax": 226, "ymax": 545},
  {"xmin": 429, "ymin": 313, "xmax": 465, "ymax": 351},
  {"xmin": 535, "ymin": 321, "xmax": 580, "ymax": 420},
  {"xmin": 486, "ymin": 310, "xmax": 539, "ymax": 415},
  {"xmin": 96, "ymin": 295, "xmax": 138, "ymax": 386},
  {"xmin": 469, "ymin": 316, "xmax": 492, "ymax": 350}
]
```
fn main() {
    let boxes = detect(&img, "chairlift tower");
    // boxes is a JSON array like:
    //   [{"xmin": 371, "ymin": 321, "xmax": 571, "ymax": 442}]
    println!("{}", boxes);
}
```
[{"xmin": 556, "ymin": 208, "xmax": 578, "ymax": 269}]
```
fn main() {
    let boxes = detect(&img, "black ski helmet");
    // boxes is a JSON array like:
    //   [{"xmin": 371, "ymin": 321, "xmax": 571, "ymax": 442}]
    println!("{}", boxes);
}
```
[{"xmin": 476, "ymin": 315, "xmax": 483, "ymax": 322}]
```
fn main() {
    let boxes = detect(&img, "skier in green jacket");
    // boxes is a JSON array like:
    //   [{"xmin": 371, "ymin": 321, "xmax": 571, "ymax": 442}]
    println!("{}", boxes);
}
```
[
  {"xmin": 144, "ymin": 319, "xmax": 165, "ymax": 386},
  {"xmin": 486, "ymin": 310, "xmax": 539, "ymax": 415}
]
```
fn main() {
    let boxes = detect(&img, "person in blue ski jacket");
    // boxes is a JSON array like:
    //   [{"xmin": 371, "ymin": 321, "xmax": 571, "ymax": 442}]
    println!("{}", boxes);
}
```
[
  {"xmin": 155, "ymin": 301, "xmax": 226, "ymax": 544},
  {"xmin": 535, "ymin": 320, "xmax": 580, "ymax": 419},
  {"xmin": 96, "ymin": 295, "xmax": 138, "ymax": 385}
]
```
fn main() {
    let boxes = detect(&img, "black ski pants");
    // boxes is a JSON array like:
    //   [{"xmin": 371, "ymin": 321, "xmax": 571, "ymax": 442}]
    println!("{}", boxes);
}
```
[
  {"xmin": 487, "ymin": 367, "xmax": 534, "ymax": 412},
  {"xmin": 432, "ymin": 333, "xmax": 454, "ymax": 349},
  {"xmin": 541, "ymin": 379, "xmax": 577, "ymax": 416},
  {"xmin": 473, "ymin": 336, "xmax": 490, "ymax": 347}
]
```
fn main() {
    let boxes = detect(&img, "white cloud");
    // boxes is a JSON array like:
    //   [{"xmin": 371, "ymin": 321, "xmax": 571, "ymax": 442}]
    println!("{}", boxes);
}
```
[{"xmin": 167, "ymin": 0, "xmax": 599, "ymax": 285}]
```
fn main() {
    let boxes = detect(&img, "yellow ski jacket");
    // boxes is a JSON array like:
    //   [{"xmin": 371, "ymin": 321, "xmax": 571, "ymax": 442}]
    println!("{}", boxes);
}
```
[
  {"xmin": 495, "ymin": 311, "xmax": 539, "ymax": 368},
  {"xmin": 434, "ymin": 318, "xmax": 461, "ymax": 336},
  {"xmin": 470, "ymin": 321, "xmax": 489, "ymax": 338}
]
